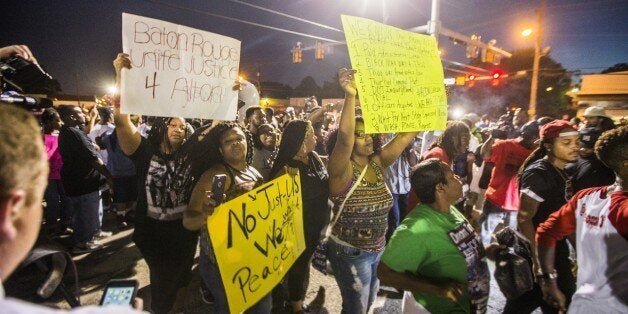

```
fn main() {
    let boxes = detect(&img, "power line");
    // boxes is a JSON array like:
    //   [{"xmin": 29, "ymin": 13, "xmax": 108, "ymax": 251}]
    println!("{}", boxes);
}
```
[
  {"xmin": 139, "ymin": 0, "xmax": 344, "ymax": 43},
  {"xmin": 229, "ymin": 0, "xmax": 343, "ymax": 33}
]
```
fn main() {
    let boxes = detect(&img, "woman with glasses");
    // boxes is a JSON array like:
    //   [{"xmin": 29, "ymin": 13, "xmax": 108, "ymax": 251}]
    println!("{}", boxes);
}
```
[
  {"xmin": 325, "ymin": 68, "xmax": 419, "ymax": 313},
  {"xmin": 112, "ymin": 53, "xmax": 198, "ymax": 314},
  {"xmin": 508, "ymin": 120, "xmax": 580, "ymax": 313}
]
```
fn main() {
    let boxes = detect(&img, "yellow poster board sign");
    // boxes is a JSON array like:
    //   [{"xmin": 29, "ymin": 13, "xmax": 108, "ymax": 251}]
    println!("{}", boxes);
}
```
[
  {"xmin": 341, "ymin": 15, "xmax": 447, "ymax": 133},
  {"xmin": 206, "ymin": 172, "xmax": 305, "ymax": 313}
]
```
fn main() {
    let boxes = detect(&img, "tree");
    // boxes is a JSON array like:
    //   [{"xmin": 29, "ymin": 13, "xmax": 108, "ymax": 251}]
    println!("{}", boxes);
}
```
[
  {"xmin": 292, "ymin": 76, "xmax": 321, "ymax": 97},
  {"xmin": 319, "ymin": 72, "xmax": 344, "ymax": 99},
  {"xmin": 451, "ymin": 48, "xmax": 572, "ymax": 118},
  {"xmin": 601, "ymin": 63, "xmax": 628, "ymax": 74},
  {"xmin": 259, "ymin": 81, "xmax": 292, "ymax": 99}
]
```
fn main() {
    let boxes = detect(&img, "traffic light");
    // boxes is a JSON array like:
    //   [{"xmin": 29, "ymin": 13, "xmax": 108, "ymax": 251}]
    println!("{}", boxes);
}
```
[
  {"xmin": 466, "ymin": 34, "xmax": 480, "ymax": 58},
  {"xmin": 490, "ymin": 69, "xmax": 503, "ymax": 79},
  {"xmin": 292, "ymin": 42, "xmax": 302, "ymax": 63},
  {"xmin": 315, "ymin": 41, "xmax": 324, "ymax": 60}
]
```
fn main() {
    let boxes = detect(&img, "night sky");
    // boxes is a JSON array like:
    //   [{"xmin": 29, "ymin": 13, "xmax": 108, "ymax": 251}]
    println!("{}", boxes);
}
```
[{"xmin": 2, "ymin": 0, "xmax": 627, "ymax": 95}]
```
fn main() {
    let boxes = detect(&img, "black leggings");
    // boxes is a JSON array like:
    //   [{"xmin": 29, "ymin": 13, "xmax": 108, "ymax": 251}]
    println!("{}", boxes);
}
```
[
  {"xmin": 134, "ymin": 218, "xmax": 199, "ymax": 314},
  {"xmin": 286, "ymin": 218, "xmax": 326, "ymax": 302}
]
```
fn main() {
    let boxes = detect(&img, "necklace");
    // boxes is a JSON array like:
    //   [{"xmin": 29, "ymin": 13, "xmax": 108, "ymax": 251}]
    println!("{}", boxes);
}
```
[{"xmin": 547, "ymin": 159, "xmax": 573, "ymax": 201}]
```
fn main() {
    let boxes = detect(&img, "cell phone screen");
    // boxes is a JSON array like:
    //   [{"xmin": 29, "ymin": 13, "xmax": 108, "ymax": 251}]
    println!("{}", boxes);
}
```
[{"xmin": 101, "ymin": 286, "xmax": 135, "ymax": 305}]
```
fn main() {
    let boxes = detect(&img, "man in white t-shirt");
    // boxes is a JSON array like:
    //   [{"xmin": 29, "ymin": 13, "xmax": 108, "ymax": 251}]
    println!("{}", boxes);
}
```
[
  {"xmin": 89, "ymin": 107, "xmax": 115, "ymax": 164},
  {"xmin": 536, "ymin": 126, "xmax": 628, "ymax": 313}
]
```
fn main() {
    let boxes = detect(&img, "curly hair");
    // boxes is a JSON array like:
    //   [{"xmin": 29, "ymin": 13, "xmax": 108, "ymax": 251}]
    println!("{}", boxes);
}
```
[
  {"xmin": 40, "ymin": 107, "xmax": 59, "ymax": 125},
  {"xmin": 429, "ymin": 121, "xmax": 470, "ymax": 160},
  {"xmin": 186, "ymin": 121, "xmax": 254, "ymax": 180},
  {"xmin": 595, "ymin": 125, "xmax": 627, "ymax": 172},
  {"xmin": 325, "ymin": 116, "xmax": 383, "ymax": 156}
]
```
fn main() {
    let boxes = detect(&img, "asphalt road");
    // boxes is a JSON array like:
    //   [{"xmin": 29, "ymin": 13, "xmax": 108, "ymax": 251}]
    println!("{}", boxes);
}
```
[{"xmin": 14, "ymin": 213, "xmax": 537, "ymax": 313}]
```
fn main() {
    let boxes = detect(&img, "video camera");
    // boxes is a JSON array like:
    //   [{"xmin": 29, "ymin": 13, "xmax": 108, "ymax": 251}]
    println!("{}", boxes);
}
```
[{"xmin": 0, "ymin": 56, "xmax": 59, "ymax": 110}]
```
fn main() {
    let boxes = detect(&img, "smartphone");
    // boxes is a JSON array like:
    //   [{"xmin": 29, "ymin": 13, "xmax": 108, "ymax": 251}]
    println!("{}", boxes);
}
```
[
  {"xmin": 99, "ymin": 279, "xmax": 138, "ymax": 306},
  {"xmin": 211, "ymin": 174, "xmax": 227, "ymax": 204}
]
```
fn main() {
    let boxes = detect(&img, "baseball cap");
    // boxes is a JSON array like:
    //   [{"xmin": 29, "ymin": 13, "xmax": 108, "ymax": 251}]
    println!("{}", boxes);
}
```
[{"xmin": 540, "ymin": 120, "xmax": 578, "ymax": 140}]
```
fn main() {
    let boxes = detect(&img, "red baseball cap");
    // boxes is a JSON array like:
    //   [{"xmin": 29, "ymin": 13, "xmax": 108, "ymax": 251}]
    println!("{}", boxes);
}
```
[{"xmin": 540, "ymin": 120, "xmax": 578, "ymax": 140}]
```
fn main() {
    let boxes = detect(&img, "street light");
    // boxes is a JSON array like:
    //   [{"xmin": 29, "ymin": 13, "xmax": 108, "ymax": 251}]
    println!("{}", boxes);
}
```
[{"xmin": 107, "ymin": 85, "xmax": 118, "ymax": 94}]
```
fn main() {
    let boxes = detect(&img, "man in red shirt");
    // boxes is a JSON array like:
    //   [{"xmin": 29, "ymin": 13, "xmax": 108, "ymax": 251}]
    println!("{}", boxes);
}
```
[{"xmin": 479, "ymin": 121, "xmax": 539, "ymax": 244}]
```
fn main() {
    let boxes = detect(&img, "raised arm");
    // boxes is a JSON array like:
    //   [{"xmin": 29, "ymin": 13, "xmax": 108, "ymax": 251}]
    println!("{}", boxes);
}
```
[
  {"xmin": 111, "ymin": 53, "xmax": 141, "ymax": 156},
  {"xmin": 327, "ymin": 68, "xmax": 357, "ymax": 192},
  {"xmin": 376, "ymin": 132, "xmax": 419, "ymax": 169}
]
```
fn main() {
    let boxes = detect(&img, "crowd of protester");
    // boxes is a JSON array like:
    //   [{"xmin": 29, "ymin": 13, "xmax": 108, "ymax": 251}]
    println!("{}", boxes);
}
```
[{"xmin": 1, "ymin": 45, "xmax": 627, "ymax": 314}]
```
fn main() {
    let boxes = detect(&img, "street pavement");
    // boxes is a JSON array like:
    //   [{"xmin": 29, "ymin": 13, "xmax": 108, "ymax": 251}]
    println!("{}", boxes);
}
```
[{"xmin": 15, "ymin": 212, "xmax": 537, "ymax": 313}]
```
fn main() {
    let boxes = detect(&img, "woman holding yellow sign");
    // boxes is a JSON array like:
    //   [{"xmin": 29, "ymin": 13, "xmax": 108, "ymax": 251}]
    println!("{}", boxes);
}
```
[
  {"xmin": 183, "ymin": 121, "xmax": 271, "ymax": 313},
  {"xmin": 325, "ymin": 68, "xmax": 419, "ymax": 313}
]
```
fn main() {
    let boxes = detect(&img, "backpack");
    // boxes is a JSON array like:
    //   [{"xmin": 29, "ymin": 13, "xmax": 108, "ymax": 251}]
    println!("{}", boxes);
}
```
[{"xmin": 493, "ymin": 226, "xmax": 535, "ymax": 300}]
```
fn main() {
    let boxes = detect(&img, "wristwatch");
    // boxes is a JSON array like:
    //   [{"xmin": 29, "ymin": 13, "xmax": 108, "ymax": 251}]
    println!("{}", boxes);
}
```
[{"xmin": 537, "ymin": 270, "xmax": 558, "ymax": 280}]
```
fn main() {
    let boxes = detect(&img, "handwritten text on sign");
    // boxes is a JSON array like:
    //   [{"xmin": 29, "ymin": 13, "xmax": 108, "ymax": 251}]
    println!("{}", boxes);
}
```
[
  {"xmin": 207, "ymin": 172, "xmax": 305, "ymax": 313},
  {"xmin": 341, "ymin": 15, "xmax": 447, "ymax": 133},
  {"xmin": 121, "ymin": 13, "xmax": 240, "ymax": 119}
]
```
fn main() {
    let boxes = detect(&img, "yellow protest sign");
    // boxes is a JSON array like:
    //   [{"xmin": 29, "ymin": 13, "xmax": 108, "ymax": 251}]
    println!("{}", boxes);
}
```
[
  {"xmin": 206, "ymin": 172, "xmax": 305, "ymax": 313},
  {"xmin": 341, "ymin": 15, "xmax": 447, "ymax": 133}
]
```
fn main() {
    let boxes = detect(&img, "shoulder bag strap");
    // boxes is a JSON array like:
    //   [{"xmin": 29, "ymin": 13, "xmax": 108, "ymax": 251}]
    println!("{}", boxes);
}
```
[{"xmin": 327, "ymin": 164, "xmax": 369, "ymax": 234}]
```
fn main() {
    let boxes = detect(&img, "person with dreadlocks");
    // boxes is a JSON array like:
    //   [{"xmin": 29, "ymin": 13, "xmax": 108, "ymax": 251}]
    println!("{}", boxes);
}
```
[
  {"xmin": 536, "ymin": 125, "xmax": 628, "ymax": 313},
  {"xmin": 268, "ymin": 119, "xmax": 330, "ymax": 313},
  {"xmin": 325, "ymin": 68, "xmax": 419, "ymax": 313},
  {"xmin": 183, "ymin": 121, "xmax": 270, "ymax": 313},
  {"xmin": 506, "ymin": 120, "xmax": 580, "ymax": 313},
  {"xmin": 112, "ymin": 53, "xmax": 198, "ymax": 314}
]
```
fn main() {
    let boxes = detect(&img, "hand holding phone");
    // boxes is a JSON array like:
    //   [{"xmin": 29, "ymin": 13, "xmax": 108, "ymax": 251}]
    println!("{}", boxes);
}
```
[
  {"xmin": 100, "ymin": 279, "xmax": 138, "ymax": 306},
  {"xmin": 210, "ymin": 174, "xmax": 227, "ymax": 205}
]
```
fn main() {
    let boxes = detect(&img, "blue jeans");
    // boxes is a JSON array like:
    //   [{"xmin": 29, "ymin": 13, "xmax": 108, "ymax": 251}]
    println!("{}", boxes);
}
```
[
  {"xmin": 199, "ymin": 245, "xmax": 272, "ymax": 313},
  {"xmin": 67, "ymin": 190, "xmax": 102, "ymax": 245},
  {"xmin": 327, "ymin": 238, "xmax": 383, "ymax": 314},
  {"xmin": 43, "ymin": 179, "xmax": 72, "ymax": 230}
]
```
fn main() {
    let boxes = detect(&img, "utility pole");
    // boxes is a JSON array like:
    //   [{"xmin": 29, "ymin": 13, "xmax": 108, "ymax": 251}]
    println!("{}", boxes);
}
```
[
  {"xmin": 409, "ymin": 0, "xmax": 512, "ymax": 60},
  {"xmin": 529, "ymin": 0, "xmax": 545, "ymax": 118}
]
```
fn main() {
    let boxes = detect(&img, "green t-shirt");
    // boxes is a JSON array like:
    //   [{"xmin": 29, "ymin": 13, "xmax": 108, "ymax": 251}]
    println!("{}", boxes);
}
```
[{"xmin": 381, "ymin": 204, "xmax": 489, "ymax": 314}]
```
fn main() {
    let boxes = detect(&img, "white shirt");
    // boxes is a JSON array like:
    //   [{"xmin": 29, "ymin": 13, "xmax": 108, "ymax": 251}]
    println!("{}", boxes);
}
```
[{"xmin": 88, "ymin": 123, "xmax": 115, "ymax": 164}]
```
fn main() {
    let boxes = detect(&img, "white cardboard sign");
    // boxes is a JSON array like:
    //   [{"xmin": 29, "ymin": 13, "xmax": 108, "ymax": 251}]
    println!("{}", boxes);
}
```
[{"xmin": 121, "ymin": 13, "xmax": 240, "ymax": 119}]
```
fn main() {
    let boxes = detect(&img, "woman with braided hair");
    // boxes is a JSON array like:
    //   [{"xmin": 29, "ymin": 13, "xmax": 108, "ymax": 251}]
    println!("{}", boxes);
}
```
[
  {"xmin": 268, "ymin": 119, "xmax": 330, "ymax": 313},
  {"xmin": 112, "ymin": 53, "xmax": 198, "ymax": 313},
  {"xmin": 183, "ymin": 121, "xmax": 271, "ymax": 313}
]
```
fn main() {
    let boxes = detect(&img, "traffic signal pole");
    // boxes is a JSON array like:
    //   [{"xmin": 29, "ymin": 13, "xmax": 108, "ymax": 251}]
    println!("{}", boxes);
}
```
[
  {"xmin": 528, "ymin": 0, "xmax": 546, "ymax": 118},
  {"xmin": 408, "ymin": 0, "xmax": 512, "ymax": 58}
]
